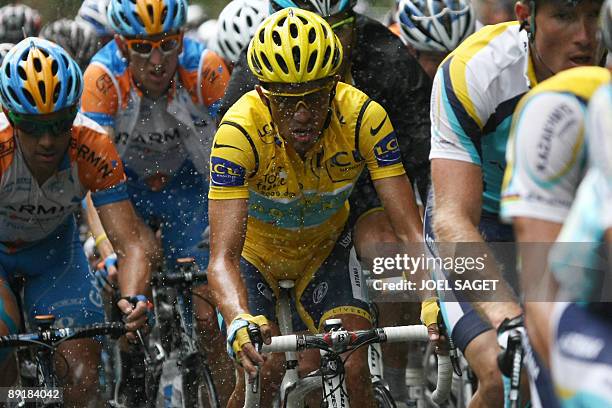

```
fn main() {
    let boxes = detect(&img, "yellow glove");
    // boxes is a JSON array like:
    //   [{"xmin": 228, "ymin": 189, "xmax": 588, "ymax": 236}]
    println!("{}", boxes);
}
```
[
  {"xmin": 226, "ymin": 313, "xmax": 269, "ymax": 362},
  {"xmin": 420, "ymin": 297, "xmax": 440, "ymax": 327}
]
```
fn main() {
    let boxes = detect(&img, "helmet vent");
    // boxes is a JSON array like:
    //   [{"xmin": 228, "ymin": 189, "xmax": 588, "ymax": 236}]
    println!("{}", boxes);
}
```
[
  {"xmin": 51, "ymin": 59, "xmax": 58, "ymax": 75},
  {"xmin": 67, "ymin": 74, "xmax": 74, "ymax": 93},
  {"xmin": 53, "ymin": 82, "xmax": 60, "ymax": 103},
  {"xmin": 260, "ymin": 52, "xmax": 273, "ymax": 71},
  {"xmin": 258, "ymin": 28, "xmax": 265, "ymax": 42},
  {"xmin": 308, "ymin": 27, "xmax": 316, "ymax": 43},
  {"xmin": 7, "ymin": 86, "xmax": 19, "ymax": 104},
  {"xmin": 332, "ymin": 47, "xmax": 340, "ymax": 67},
  {"xmin": 246, "ymin": 15, "xmax": 253, "ymax": 27},
  {"xmin": 38, "ymin": 81, "xmax": 46, "ymax": 101},
  {"xmin": 275, "ymin": 53, "xmax": 289, "ymax": 74},
  {"xmin": 33, "ymin": 58, "xmax": 42, "ymax": 73},
  {"xmin": 297, "ymin": 15, "xmax": 307, "ymax": 24},
  {"xmin": 278, "ymin": 16, "xmax": 286, "ymax": 26},
  {"xmin": 74, "ymin": 74, "xmax": 81, "ymax": 93},
  {"xmin": 292, "ymin": 46, "xmax": 301, "ymax": 71},
  {"xmin": 146, "ymin": 4, "xmax": 154, "ymax": 19},
  {"xmin": 322, "ymin": 45, "xmax": 330, "ymax": 66},
  {"xmin": 307, "ymin": 50, "xmax": 317, "ymax": 72},
  {"xmin": 224, "ymin": 40, "xmax": 235, "ymax": 56},
  {"xmin": 272, "ymin": 31, "xmax": 282, "ymax": 46},
  {"xmin": 4, "ymin": 63, "xmax": 11, "ymax": 77},
  {"xmin": 289, "ymin": 23, "xmax": 298, "ymax": 38},
  {"xmin": 22, "ymin": 88, "xmax": 35, "ymax": 106},
  {"xmin": 17, "ymin": 66, "xmax": 27, "ymax": 80}
]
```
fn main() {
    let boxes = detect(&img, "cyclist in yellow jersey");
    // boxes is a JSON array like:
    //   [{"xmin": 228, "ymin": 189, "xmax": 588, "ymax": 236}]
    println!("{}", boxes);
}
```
[{"xmin": 207, "ymin": 8, "xmax": 424, "ymax": 407}]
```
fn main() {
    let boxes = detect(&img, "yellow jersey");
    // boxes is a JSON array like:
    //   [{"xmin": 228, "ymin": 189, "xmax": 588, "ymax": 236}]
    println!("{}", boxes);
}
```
[{"xmin": 209, "ymin": 82, "xmax": 405, "ymax": 284}]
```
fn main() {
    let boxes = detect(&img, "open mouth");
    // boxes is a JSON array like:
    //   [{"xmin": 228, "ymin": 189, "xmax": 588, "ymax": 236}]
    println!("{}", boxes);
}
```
[
  {"xmin": 291, "ymin": 129, "xmax": 315, "ymax": 143},
  {"xmin": 569, "ymin": 55, "xmax": 592, "ymax": 65}
]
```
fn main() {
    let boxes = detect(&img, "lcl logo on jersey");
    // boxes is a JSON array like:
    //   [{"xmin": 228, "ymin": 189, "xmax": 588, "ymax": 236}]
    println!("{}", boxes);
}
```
[
  {"xmin": 326, "ymin": 150, "xmax": 362, "ymax": 182},
  {"xmin": 374, "ymin": 132, "xmax": 401, "ymax": 167},
  {"xmin": 210, "ymin": 157, "xmax": 246, "ymax": 187}
]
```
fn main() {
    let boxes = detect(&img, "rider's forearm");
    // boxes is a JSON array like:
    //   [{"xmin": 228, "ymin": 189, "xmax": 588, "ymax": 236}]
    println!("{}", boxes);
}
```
[
  {"xmin": 115, "ymin": 223, "xmax": 157, "ymax": 297},
  {"xmin": 434, "ymin": 208, "xmax": 521, "ymax": 328},
  {"xmin": 208, "ymin": 257, "xmax": 251, "ymax": 323},
  {"xmin": 116, "ymin": 242, "xmax": 151, "ymax": 297},
  {"xmin": 83, "ymin": 194, "xmax": 115, "ymax": 259}
]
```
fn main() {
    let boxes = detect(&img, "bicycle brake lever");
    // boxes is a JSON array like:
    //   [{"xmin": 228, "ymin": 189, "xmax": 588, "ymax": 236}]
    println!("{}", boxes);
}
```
[
  {"xmin": 438, "ymin": 319, "xmax": 462, "ymax": 376},
  {"xmin": 247, "ymin": 323, "xmax": 262, "ymax": 392}
]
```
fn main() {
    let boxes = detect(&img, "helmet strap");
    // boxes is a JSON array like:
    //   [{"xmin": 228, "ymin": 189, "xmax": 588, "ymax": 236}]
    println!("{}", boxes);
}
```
[{"xmin": 526, "ymin": 0, "xmax": 557, "ymax": 80}]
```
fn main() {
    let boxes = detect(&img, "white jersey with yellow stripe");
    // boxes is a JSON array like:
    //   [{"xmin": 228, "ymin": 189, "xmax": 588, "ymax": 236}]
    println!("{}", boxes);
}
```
[
  {"xmin": 430, "ymin": 21, "xmax": 537, "ymax": 215},
  {"xmin": 501, "ymin": 67, "xmax": 611, "ymax": 224}
]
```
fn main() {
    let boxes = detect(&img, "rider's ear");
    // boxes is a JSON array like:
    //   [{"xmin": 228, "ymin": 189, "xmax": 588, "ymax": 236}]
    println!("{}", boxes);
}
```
[
  {"xmin": 255, "ymin": 85, "xmax": 270, "ymax": 108},
  {"xmin": 114, "ymin": 34, "xmax": 130, "ymax": 59},
  {"xmin": 515, "ymin": 1, "xmax": 532, "ymax": 34}
]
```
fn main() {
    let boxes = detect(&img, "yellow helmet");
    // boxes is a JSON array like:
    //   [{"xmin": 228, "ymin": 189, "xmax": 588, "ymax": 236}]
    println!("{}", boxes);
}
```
[{"xmin": 247, "ymin": 8, "xmax": 343, "ymax": 83}]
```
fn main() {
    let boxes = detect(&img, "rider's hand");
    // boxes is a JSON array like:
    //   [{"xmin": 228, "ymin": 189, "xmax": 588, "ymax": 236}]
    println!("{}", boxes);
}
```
[
  {"xmin": 227, "ymin": 313, "xmax": 271, "ymax": 380},
  {"xmin": 421, "ymin": 297, "xmax": 448, "ymax": 355},
  {"xmin": 117, "ymin": 295, "xmax": 151, "ymax": 342}
]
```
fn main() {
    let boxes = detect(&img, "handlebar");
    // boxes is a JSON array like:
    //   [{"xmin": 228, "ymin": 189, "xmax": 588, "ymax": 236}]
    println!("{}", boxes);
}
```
[
  {"xmin": 259, "ymin": 325, "xmax": 452, "ymax": 404},
  {"xmin": 150, "ymin": 270, "xmax": 207, "ymax": 287},
  {"xmin": 0, "ymin": 322, "xmax": 126, "ymax": 348}
]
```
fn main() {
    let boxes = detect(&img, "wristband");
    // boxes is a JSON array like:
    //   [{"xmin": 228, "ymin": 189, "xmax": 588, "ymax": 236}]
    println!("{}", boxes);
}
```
[
  {"xmin": 226, "ymin": 313, "xmax": 269, "ymax": 362},
  {"xmin": 420, "ymin": 297, "xmax": 441, "ymax": 327},
  {"xmin": 95, "ymin": 233, "xmax": 108, "ymax": 248}
]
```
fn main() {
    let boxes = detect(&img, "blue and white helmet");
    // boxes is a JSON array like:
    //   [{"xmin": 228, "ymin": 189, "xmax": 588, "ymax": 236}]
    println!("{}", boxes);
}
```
[
  {"xmin": 107, "ymin": 0, "xmax": 187, "ymax": 37},
  {"xmin": 0, "ymin": 38, "xmax": 82, "ymax": 114},
  {"xmin": 76, "ymin": 0, "xmax": 113, "ymax": 37},
  {"xmin": 216, "ymin": 0, "xmax": 268, "ymax": 63},
  {"xmin": 269, "ymin": 0, "xmax": 357, "ymax": 17},
  {"xmin": 397, "ymin": 0, "xmax": 475, "ymax": 52}
]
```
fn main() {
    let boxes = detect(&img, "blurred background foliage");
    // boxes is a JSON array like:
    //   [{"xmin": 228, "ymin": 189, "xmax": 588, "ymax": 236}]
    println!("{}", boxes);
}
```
[{"xmin": 0, "ymin": 0, "xmax": 396, "ymax": 23}]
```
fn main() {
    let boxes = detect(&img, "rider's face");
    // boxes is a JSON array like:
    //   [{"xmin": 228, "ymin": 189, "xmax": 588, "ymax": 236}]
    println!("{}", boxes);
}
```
[
  {"xmin": 532, "ymin": 0, "xmax": 602, "ymax": 78},
  {"xmin": 12, "ymin": 109, "xmax": 75, "ymax": 180},
  {"xmin": 117, "ymin": 31, "xmax": 183, "ymax": 99},
  {"xmin": 257, "ymin": 78, "xmax": 337, "ymax": 157}
]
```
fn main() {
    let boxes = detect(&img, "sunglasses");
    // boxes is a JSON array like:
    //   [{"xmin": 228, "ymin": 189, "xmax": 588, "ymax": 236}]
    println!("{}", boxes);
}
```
[
  {"xmin": 8, "ymin": 107, "xmax": 77, "ymax": 137},
  {"xmin": 261, "ymin": 83, "xmax": 335, "ymax": 112},
  {"xmin": 123, "ymin": 34, "xmax": 182, "ymax": 57}
]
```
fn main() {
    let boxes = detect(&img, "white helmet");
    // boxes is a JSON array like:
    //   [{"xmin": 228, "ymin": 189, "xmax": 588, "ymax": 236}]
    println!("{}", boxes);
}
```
[
  {"xmin": 39, "ymin": 19, "xmax": 101, "ymax": 69},
  {"xmin": 0, "ymin": 4, "xmax": 42, "ymax": 43},
  {"xmin": 397, "ymin": 0, "xmax": 475, "ymax": 52},
  {"xmin": 216, "ymin": 0, "xmax": 268, "ymax": 63},
  {"xmin": 197, "ymin": 19, "xmax": 218, "ymax": 48},
  {"xmin": 187, "ymin": 4, "xmax": 208, "ymax": 30},
  {"xmin": 76, "ymin": 0, "xmax": 113, "ymax": 37}
]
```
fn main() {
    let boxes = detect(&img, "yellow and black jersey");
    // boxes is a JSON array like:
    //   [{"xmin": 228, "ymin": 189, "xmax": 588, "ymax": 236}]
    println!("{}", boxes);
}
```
[{"xmin": 209, "ymin": 82, "xmax": 405, "ymax": 281}]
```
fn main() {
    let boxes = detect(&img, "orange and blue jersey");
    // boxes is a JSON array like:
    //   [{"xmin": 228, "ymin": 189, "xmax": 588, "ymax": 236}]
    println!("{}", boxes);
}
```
[
  {"xmin": 81, "ymin": 37, "xmax": 230, "ymax": 272},
  {"xmin": 0, "ymin": 112, "xmax": 128, "ymax": 252},
  {"xmin": 81, "ymin": 37, "xmax": 228, "ymax": 126}
]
